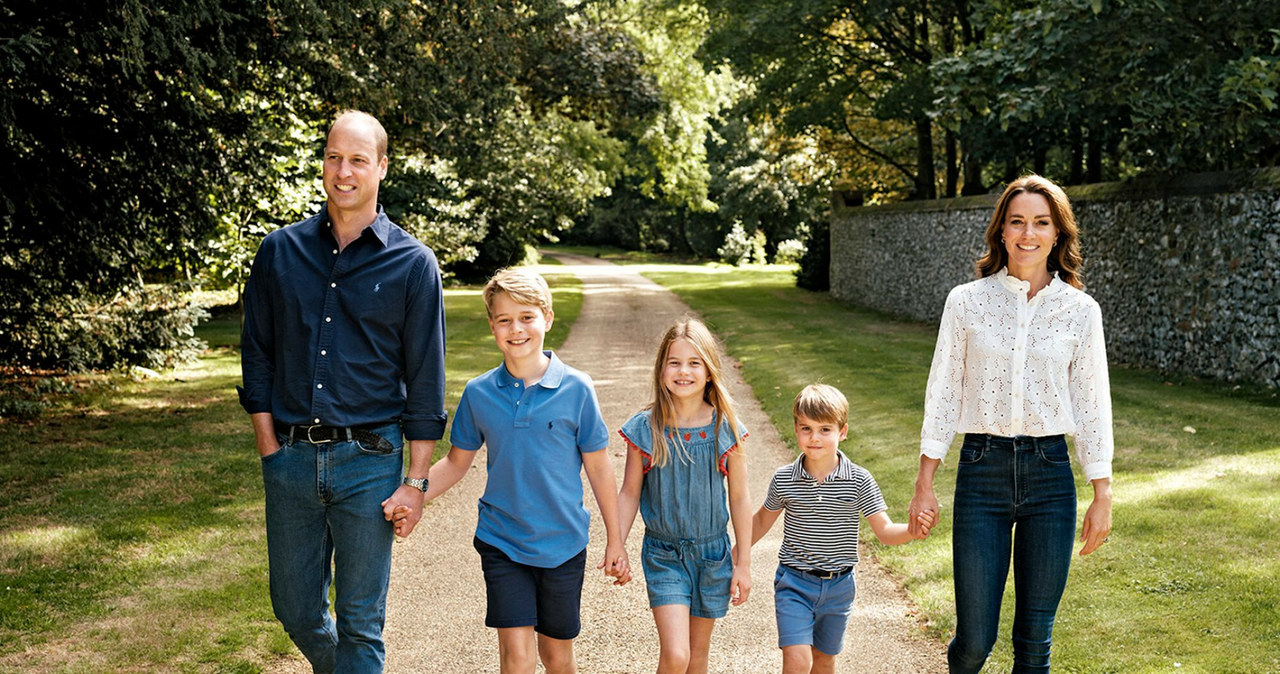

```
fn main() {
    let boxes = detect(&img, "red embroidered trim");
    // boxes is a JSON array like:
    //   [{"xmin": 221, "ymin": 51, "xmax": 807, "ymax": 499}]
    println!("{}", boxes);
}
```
[
  {"xmin": 617, "ymin": 429, "xmax": 654, "ymax": 474},
  {"xmin": 717, "ymin": 431, "xmax": 750, "ymax": 476}
]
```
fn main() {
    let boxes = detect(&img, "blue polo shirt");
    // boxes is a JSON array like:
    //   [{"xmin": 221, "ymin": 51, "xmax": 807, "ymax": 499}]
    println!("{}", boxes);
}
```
[{"xmin": 450, "ymin": 351, "xmax": 610, "ymax": 568}]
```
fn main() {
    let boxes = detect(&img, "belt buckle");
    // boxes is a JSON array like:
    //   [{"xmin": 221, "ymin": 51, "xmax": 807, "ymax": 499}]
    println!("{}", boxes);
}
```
[
  {"xmin": 818, "ymin": 570, "xmax": 837, "ymax": 579},
  {"xmin": 305, "ymin": 424, "xmax": 333, "ymax": 444}
]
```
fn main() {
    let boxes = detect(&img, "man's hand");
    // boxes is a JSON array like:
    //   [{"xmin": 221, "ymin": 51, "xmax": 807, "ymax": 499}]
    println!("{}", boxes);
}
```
[{"xmin": 381, "ymin": 486, "xmax": 425, "ymax": 538}]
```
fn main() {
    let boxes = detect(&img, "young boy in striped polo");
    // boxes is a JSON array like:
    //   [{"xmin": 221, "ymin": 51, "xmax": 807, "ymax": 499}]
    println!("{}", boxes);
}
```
[{"xmin": 749, "ymin": 384, "xmax": 935, "ymax": 674}]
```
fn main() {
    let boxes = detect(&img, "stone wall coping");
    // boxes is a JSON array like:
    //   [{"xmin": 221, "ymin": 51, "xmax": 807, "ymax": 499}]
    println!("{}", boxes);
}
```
[{"xmin": 833, "ymin": 166, "xmax": 1280, "ymax": 218}]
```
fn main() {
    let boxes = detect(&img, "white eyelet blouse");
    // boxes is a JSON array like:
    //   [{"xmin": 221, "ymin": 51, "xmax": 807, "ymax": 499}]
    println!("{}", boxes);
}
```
[{"xmin": 920, "ymin": 268, "xmax": 1114, "ymax": 481}]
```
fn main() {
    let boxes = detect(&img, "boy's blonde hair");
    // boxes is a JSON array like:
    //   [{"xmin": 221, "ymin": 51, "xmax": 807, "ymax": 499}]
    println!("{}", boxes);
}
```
[
  {"xmin": 793, "ymin": 384, "xmax": 849, "ymax": 428},
  {"xmin": 483, "ymin": 268, "xmax": 553, "ymax": 318},
  {"xmin": 646, "ymin": 317, "xmax": 744, "ymax": 468}
]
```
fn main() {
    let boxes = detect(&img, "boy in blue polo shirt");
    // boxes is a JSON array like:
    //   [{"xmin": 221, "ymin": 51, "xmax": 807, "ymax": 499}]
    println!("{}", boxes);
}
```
[
  {"xmin": 396, "ymin": 267, "xmax": 628, "ymax": 674},
  {"xmin": 749, "ymin": 384, "xmax": 934, "ymax": 674}
]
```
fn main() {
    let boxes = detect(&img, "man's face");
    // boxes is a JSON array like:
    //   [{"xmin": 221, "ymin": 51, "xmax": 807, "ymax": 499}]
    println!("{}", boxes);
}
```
[{"xmin": 322, "ymin": 118, "xmax": 387, "ymax": 217}]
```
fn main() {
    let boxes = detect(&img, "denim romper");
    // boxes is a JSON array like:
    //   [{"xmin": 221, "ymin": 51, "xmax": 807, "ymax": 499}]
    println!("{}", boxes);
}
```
[{"xmin": 619, "ymin": 410, "xmax": 747, "ymax": 618}]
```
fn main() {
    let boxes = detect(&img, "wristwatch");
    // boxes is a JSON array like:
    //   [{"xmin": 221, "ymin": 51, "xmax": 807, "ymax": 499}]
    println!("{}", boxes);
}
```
[{"xmin": 402, "ymin": 476, "xmax": 429, "ymax": 492}]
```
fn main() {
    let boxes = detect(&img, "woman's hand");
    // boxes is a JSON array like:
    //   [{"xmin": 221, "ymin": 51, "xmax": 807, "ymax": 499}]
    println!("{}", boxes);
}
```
[
  {"xmin": 909, "ymin": 456, "xmax": 943, "ymax": 538},
  {"xmin": 1079, "ymin": 478, "xmax": 1112, "ymax": 555}
]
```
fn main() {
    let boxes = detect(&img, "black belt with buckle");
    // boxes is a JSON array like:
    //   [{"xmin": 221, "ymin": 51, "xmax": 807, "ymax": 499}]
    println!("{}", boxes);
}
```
[
  {"xmin": 785, "ymin": 564, "xmax": 854, "ymax": 580},
  {"xmin": 274, "ymin": 422, "xmax": 396, "ymax": 453}
]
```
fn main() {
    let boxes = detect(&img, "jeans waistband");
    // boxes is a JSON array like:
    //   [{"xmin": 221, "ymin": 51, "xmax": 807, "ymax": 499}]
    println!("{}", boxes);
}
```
[
  {"xmin": 643, "ymin": 531, "xmax": 727, "ymax": 546},
  {"xmin": 964, "ymin": 433, "xmax": 1065, "ymax": 450}
]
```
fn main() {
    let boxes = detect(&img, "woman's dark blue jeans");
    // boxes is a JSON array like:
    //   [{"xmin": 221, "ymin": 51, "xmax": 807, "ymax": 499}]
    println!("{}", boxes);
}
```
[{"xmin": 949, "ymin": 433, "xmax": 1077, "ymax": 674}]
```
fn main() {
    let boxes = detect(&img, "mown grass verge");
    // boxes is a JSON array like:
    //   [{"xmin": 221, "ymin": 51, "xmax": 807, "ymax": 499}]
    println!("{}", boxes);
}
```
[
  {"xmin": 624, "ymin": 261, "xmax": 1279, "ymax": 674},
  {"xmin": 0, "ymin": 267, "xmax": 581, "ymax": 673}
]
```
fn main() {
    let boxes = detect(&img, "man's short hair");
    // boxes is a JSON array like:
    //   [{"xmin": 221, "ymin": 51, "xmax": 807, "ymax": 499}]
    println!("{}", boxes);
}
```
[
  {"xmin": 483, "ymin": 268, "xmax": 553, "ymax": 319},
  {"xmin": 331, "ymin": 110, "xmax": 388, "ymax": 160},
  {"xmin": 793, "ymin": 384, "xmax": 849, "ymax": 428}
]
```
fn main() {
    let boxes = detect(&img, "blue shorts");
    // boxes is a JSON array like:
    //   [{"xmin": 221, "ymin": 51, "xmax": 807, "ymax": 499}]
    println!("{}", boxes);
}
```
[
  {"xmin": 474, "ymin": 537, "xmax": 586, "ymax": 640},
  {"xmin": 774, "ymin": 565, "xmax": 857, "ymax": 655},
  {"xmin": 641, "ymin": 533, "xmax": 733, "ymax": 619}
]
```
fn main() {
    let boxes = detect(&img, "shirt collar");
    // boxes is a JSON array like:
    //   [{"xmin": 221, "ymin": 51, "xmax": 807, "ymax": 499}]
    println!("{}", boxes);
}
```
[
  {"xmin": 789, "ymin": 451, "xmax": 855, "ymax": 483},
  {"xmin": 496, "ymin": 351, "xmax": 565, "ymax": 389},
  {"xmin": 318, "ymin": 204, "xmax": 392, "ymax": 247},
  {"xmin": 996, "ymin": 266, "xmax": 1063, "ymax": 298}
]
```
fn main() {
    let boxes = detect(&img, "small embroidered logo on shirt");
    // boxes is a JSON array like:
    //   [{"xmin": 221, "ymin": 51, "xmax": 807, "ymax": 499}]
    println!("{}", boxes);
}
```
[
  {"xmin": 374, "ymin": 282, "xmax": 381, "ymax": 293},
  {"xmin": 548, "ymin": 422, "xmax": 554, "ymax": 430}
]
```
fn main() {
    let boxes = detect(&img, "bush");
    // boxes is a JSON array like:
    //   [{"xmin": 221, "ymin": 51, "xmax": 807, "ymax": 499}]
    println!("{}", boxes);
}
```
[
  {"xmin": 774, "ymin": 238, "xmax": 806, "ymax": 265},
  {"xmin": 794, "ymin": 219, "xmax": 830, "ymax": 290},
  {"xmin": 0, "ymin": 282, "xmax": 208, "ymax": 372},
  {"xmin": 718, "ymin": 222, "xmax": 752, "ymax": 265}
]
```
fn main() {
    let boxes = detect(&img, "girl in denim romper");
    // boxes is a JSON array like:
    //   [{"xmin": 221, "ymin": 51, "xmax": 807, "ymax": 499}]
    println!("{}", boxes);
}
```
[{"xmin": 618, "ymin": 318, "xmax": 753, "ymax": 674}]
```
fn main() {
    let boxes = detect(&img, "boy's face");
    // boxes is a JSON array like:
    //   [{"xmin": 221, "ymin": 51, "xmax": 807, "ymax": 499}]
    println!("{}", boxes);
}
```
[
  {"xmin": 488, "ymin": 291, "xmax": 553, "ymax": 364},
  {"xmin": 794, "ymin": 414, "xmax": 847, "ymax": 462}
]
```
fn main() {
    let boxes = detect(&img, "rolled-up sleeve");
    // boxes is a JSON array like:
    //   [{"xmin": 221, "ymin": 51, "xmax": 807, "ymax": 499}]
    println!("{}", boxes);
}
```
[
  {"xmin": 400, "ymin": 250, "xmax": 448, "ymax": 441},
  {"xmin": 238, "ymin": 237, "xmax": 276, "ymax": 415}
]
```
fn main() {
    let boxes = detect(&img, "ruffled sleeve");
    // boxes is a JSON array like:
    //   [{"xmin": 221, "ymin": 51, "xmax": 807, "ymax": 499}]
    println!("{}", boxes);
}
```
[
  {"xmin": 618, "ymin": 410, "xmax": 655, "ymax": 473},
  {"xmin": 714, "ymin": 419, "xmax": 749, "ymax": 476}
]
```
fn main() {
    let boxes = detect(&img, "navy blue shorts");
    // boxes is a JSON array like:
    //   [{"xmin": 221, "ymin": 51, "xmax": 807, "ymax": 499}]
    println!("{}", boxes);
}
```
[{"xmin": 473, "ymin": 537, "xmax": 587, "ymax": 640}]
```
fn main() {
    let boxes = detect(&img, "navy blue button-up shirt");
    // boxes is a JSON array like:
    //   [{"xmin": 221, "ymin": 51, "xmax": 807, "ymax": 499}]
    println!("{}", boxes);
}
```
[{"xmin": 238, "ymin": 205, "xmax": 447, "ymax": 440}]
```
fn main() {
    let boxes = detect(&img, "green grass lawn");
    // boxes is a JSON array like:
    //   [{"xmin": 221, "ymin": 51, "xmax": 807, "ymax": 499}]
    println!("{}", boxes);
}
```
[
  {"xmin": 3, "ymin": 254, "xmax": 1277, "ymax": 672},
  {"xmin": 0, "ymin": 267, "xmax": 581, "ymax": 673},
  {"xmin": 624, "ymin": 261, "xmax": 1280, "ymax": 674}
]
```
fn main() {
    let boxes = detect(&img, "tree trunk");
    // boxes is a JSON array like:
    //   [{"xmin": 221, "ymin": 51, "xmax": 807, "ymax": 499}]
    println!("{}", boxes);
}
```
[
  {"xmin": 945, "ymin": 129, "xmax": 958, "ymax": 198},
  {"xmin": 1087, "ymin": 134, "xmax": 1103, "ymax": 183},
  {"xmin": 914, "ymin": 116, "xmax": 936, "ymax": 200},
  {"xmin": 961, "ymin": 144, "xmax": 986, "ymax": 196},
  {"xmin": 1069, "ymin": 124, "xmax": 1085, "ymax": 185}
]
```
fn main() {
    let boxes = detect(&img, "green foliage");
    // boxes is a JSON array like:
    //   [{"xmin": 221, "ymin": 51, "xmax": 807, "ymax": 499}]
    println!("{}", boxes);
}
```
[
  {"xmin": 717, "ymin": 222, "xmax": 753, "ymax": 265},
  {"xmin": 774, "ymin": 237, "xmax": 806, "ymax": 265},
  {"xmin": 932, "ymin": 0, "xmax": 1280, "ymax": 179},
  {"xmin": 2, "ymin": 282, "xmax": 208, "ymax": 372},
  {"xmin": 794, "ymin": 219, "xmax": 830, "ymax": 291}
]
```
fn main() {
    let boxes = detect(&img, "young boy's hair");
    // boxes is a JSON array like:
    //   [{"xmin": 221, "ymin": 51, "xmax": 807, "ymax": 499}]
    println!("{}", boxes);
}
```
[
  {"xmin": 482, "ymin": 268, "xmax": 553, "ymax": 318},
  {"xmin": 793, "ymin": 384, "xmax": 849, "ymax": 428}
]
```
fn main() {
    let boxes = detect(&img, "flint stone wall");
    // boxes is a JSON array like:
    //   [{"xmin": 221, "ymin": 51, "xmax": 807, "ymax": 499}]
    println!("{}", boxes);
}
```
[{"xmin": 829, "ymin": 168, "xmax": 1280, "ymax": 388}]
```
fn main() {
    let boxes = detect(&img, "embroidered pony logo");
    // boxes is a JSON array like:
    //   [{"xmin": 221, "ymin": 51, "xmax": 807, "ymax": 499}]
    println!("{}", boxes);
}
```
[{"xmin": 374, "ymin": 282, "xmax": 382, "ymax": 293}]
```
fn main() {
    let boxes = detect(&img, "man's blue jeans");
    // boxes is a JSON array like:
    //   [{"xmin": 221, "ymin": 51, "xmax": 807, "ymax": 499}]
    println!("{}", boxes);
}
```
[
  {"xmin": 949, "ymin": 434, "xmax": 1077, "ymax": 674},
  {"xmin": 261, "ymin": 424, "xmax": 402, "ymax": 674}
]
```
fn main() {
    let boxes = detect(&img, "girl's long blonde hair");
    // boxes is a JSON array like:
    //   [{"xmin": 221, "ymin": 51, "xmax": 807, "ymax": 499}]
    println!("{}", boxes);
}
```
[{"xmin": 646, "ymin": 317, "xmax": 744, "ymax": 468}]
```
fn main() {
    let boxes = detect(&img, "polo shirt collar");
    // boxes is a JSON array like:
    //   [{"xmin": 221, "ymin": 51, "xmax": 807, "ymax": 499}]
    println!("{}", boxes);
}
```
[
  {"xmin": 789, "ymin": 450, "xmax": 855, "ymax": 483},
  {"xmin": 496, "ymin": 351, "xmax": 565, "ymax": 389},
  {"xmin": 318, "ymin": 204, "xmax": 392, "ymax": 247}
]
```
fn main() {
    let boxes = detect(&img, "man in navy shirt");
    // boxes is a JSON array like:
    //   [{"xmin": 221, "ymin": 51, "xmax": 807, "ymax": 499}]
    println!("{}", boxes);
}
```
[{"xmin": 239, "ymin": 110, "xmax": 446, "ymax": 673}]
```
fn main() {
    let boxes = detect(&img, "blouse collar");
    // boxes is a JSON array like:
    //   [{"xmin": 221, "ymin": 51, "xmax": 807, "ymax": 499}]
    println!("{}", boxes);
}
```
[{"xmin": 997, "ymin": 267, "xmax": 1063, "ymax": 299}]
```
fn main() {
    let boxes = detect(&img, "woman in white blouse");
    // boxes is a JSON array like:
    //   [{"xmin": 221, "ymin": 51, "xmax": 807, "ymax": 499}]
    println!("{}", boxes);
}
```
[{"xmin": 908, "ymin": 175, "xmax": 1113, "ymax": 673}]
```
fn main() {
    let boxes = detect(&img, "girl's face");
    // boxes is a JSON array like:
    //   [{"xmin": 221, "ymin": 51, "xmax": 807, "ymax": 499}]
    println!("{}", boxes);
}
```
[{"xmin": 662, "ymin": 338, "xmax": 708, "ymax": 403}]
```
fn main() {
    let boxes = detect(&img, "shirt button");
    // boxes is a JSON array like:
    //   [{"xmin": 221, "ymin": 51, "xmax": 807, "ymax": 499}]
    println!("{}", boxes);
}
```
[
  {"xmin": 320, "ymin": 350, "xmax": 327, "ymax": 356},
  {"xmin": 325, "ymin": 317, "xmax": 332, "ymax": 323},
  {"xmin": 332, "ymin": 249, "xmax": 338, "ymax": 255},
  {"xmin": 514, "ymin": 383, "xmax": 520, "ymax": 388},
  {"xmin": 331, "ymin": 282, "xmax": 337, "ymax": 288},
  {"xmin": 314, "ymin": 418, "xmax": 320, "ymax": 424},
  {"xmin": 316, "ymin": 383, "xmax": 323, "ymax": 389}
]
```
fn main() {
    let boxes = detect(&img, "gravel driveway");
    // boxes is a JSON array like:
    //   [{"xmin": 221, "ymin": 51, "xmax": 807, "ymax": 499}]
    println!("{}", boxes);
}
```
[{"xmin": 271, "ymin": 252, "xmax": 945, "ymax": 673}]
